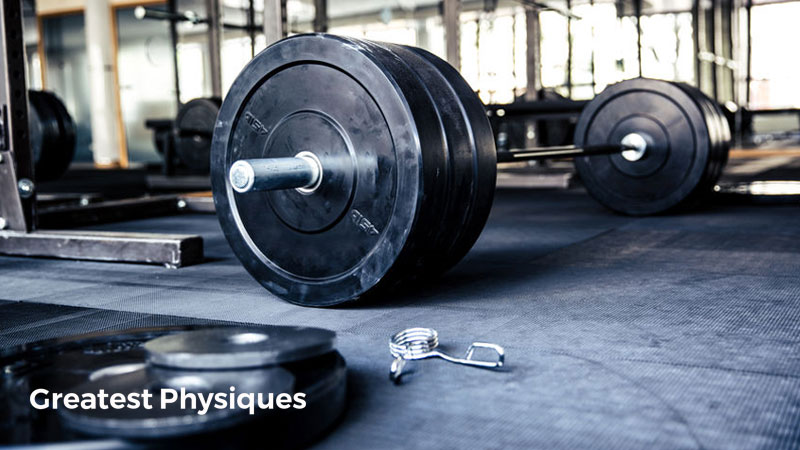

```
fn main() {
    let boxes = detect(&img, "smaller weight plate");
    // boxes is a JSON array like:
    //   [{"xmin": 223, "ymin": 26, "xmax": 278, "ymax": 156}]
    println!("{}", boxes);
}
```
[
  {"xmin": 59, "ymin": 364, "xmax": 295, "ymax": 439},
  {"xmin": 0, "ymin": 326, "xmax": 212, "ymax": 446},
  {"xmin": 145, "ymin": 326, "xmax": 336, "ymax": 370},
  {"xmin": 174, "ymin": 97, "xmax": 220, "ymax": 173}
]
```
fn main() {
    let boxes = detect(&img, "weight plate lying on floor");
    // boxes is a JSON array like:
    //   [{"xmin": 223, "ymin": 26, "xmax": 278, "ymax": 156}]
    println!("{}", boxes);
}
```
[
  {"xmin": 28, "ymin": 90, "xmax": 77, "ymax": 182},
  {"xmin": 0, "ymin": 325, "xmax": 346, "ymax": 447},
  {"xmin": 59, "ymin": 350, "xmax": 346, "ymax": 442},
  {"xmin": 58, "ymin": 364, "xmax": 295, "ymax": 438},
  {"xmin": 174, "ymin": 97, "xmax": 220, "ymax": 173},
  {"xmin": 574, "ymin": 78, "xmax": 728, "ymax": 216},
  {"xmin": 0, "ymin": 326, "xmax": 208, "ymax": 446},
  {"xmin": 145, "ymin": 326, "xmax": 336, "ymax": 369},
  {"xmin": 211, "ymin": 34, "xmax": 496, "ymax": 306}
]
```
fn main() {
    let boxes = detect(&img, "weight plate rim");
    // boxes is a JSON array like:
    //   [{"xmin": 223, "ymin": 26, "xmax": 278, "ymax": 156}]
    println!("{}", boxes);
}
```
[
  {"xmin": 266, "ymin": 351, "xmax": 348, "ymax": 448},
  {"xmin": 405, "ymin": 45, "xmax": 497, "ymax": 269},
  {"xmin": 672, "ymin": 82, "xmax": 730, "ymax": 204},
  {"xmin": 144, "ymin": 326, "xmax": 337, "ymax": 370},
  {"xmin": 678, "ymin": 83, "xmax": 731, "ymax": 186},
  {"xmin": 374, "ymin": 42, "xmax": 467, "ymax": 279}
]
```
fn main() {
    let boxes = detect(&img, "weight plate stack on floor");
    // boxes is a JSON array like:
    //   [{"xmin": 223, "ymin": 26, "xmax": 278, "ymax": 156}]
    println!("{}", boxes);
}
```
[
  {"xmin": 174, "ymin": 97, "xmax": 221, "ymax": 174},
  {"xmin": 0, "ymin": 326, "xmax": 346, "ymax": 447},
  {"xmin": 211, "ymin": 34, "xmax": 496, "ymax": 306},
  {"xmin": 573, "ymin": 78, "xmax": 729, "ymax": 216},
  {"xmin": 28, "ymin": 90, "xmax": 77, "ymax": 181}
]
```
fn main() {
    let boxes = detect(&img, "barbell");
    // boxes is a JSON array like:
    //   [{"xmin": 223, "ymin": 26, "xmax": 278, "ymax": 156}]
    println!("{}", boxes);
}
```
[{"xmin": 210, "ymin": 34, "xmax": 730, "ymax": 306}]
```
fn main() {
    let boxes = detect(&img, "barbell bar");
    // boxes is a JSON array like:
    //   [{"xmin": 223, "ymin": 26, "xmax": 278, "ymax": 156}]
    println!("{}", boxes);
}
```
[{"xmin": 230, "ymin": 139, "xmax": 644, "ymax": 192}]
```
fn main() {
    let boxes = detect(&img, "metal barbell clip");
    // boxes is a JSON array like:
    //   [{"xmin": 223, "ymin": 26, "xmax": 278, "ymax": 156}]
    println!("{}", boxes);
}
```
[{"xmin": 389, "ymin": 328, "xmax": 505, "ymax": 383}]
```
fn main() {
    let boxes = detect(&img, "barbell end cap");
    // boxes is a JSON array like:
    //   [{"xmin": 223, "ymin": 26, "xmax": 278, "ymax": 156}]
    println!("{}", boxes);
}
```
[
  {"xmin": 620, "ymin": 132, "xmax": 648, "ymax": 162},
  {"xmin": 230, "ymin": 160, "xmax": 256, "ymax": 193}
]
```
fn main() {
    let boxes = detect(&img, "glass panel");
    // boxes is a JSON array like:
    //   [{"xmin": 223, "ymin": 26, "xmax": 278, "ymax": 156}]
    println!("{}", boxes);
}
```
[
  {"xmin": 221, "ymin": 34, "xmax": 254, "ymax": 96},
  {"xmin": 458, "ymin": 7, "xmax": 527, "ymax": 104},
  {"xmin": 177, "ymin": 41, "xmax": 207, "ymax": 103},
  {"xmin": 176, "ymin": 0, "xmax": 212, "ymax": 101},
  {"xmin": 542, "ymin": 2, "xmax": 694, "ymax": 99},
  {"xmin": 575, "ymin": 3, "xmax": 620, "ymax": 95},
  {"xmin": 116, "ymin": 5, "xmax": 178, "ymax": 164},
  {"xmin": 640, "ymin": 12, "xmax": 694, "ymax": 84},
  {"xmin": 23, "ymin": 0, "xmax": 41, "ymax": 90},
  {"xmin": 41, "ymin": 13, "xmax": 93, "ymax": 163},
  {"xmin": 749, "ymin": 1, "xmax": 800, "ymax": 109},
  {"xmin": 539, "ymin": 10, "xmax": 569, "ymax": 93}
]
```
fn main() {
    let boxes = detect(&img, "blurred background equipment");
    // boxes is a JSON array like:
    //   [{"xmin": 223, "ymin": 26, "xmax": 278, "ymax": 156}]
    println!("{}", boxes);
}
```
[
  {"xmin": 20, "ymin": 0, "xmax": 800, "ymax": 188},
  {"xmin": 172, "ymin": 97, "xmax": 220, "ymax": 173},
  {"xmin": 28, "ymin": 90, "xmax": 76, "ymax": 181}
]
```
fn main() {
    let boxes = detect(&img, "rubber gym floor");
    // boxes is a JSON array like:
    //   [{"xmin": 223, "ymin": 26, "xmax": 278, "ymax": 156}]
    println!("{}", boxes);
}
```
[{"xmin": 1, "ymin": 155, "xmax": 799, "ymax": 448}]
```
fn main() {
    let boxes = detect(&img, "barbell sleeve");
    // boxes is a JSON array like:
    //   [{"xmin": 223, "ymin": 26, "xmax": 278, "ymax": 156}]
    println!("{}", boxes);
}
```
[{"xmin": 229, "ymin": 152, "xmax": 322, "ymax": 194}]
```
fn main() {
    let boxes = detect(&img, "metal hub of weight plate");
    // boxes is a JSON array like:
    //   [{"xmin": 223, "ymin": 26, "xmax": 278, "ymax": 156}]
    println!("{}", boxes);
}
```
[
  {"xmin": 28, "ymin": 90, "xmax": 77, "ymax": 181},
  {"xmin": 211, "ymin": 34, "xmax": 496, "ymax": 306},
  {"xmin": 574, "ymin": 78, "xmax": 729, "ymax": 216},
  {"xmin": 144, "ymin": 326, "xmax": 336, "ymax": 369},
  {"xmin": 174, "ymin": 97, "xmax": 221, "ymax": 173}
]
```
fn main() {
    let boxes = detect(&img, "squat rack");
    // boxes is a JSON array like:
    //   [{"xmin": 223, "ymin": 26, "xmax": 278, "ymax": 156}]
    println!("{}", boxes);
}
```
[{"xmin": 0, "ymin": 0, "xmax": 203, "ymax": 268}]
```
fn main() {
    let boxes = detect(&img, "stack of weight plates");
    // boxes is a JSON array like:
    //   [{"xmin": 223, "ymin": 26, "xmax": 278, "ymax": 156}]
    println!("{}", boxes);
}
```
[
  {"xmin": 211, "ymin": 34, "xmax": 497, "ymax": 306},
  {"xmin": 0, "ymin": 325, "xmax": 346, "ymax": 448},
  {"xmin": 573, "ymin": 78, "xmax": 730, "ymax": 216},
  {"xmin": 673, "ymin": 82, "xmax": 732, "ymax": 199}
]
